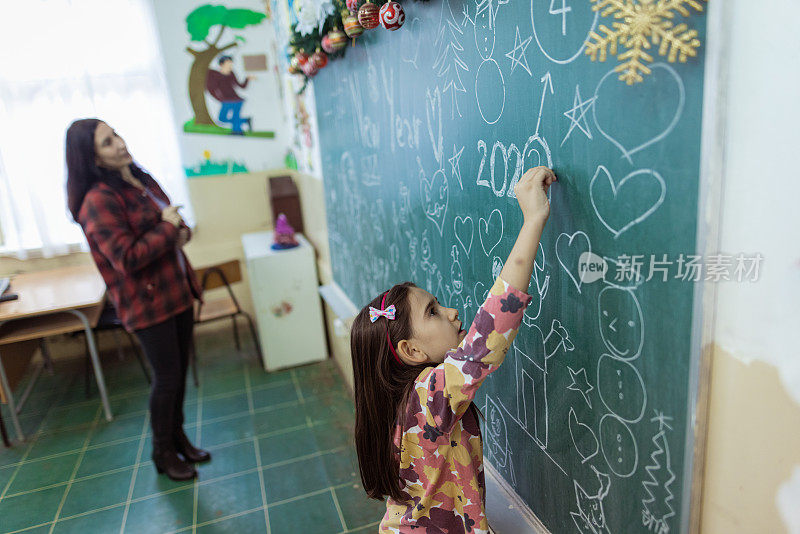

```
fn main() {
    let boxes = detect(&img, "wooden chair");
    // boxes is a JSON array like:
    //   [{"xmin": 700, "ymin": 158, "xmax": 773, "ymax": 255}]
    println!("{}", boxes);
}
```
[{"xmin": 191, "ymin": 259, "xmax": 262, "ymax": 385}]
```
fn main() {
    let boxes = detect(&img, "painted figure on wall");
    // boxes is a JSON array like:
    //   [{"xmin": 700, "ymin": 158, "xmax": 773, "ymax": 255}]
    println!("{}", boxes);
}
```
[
  {"xmin": 206, "ymin": 55, "xmax": 254, "ymax": 134},
  {"xmin": 184, "ymin": 4, "xmax": 273, "ymax": 137}
]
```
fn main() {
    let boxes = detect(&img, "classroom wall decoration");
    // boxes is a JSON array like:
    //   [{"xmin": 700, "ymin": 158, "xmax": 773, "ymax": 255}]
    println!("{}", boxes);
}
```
[
  {"xmin": 312, "ymin": 0, "xmax": 709, "ymax": 531},
  {"xmin": 152, "ymin": 1, "xmax": 290, "ymax": 177}
]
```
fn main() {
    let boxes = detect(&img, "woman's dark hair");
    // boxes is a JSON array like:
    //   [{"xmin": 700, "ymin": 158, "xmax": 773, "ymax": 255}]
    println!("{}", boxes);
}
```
[
  {"xmin": 351, "ymin": 282, "xmax": 432, "ymax": 502},
  {"xmin": 65, "ymin": 118, "xmax": 150, "ymax": 222}
]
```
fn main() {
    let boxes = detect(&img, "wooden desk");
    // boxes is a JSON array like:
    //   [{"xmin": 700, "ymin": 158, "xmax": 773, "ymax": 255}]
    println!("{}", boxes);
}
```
[{"xmin": 0, "ymin": 264, "xmax": 112, "ymax": 441}]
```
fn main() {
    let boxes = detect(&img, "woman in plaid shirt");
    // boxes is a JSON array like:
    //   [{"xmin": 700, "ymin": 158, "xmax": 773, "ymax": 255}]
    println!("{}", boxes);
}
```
[{"xmin": 66, "ymin": 119, "xmax": 209, "ymax": 481}]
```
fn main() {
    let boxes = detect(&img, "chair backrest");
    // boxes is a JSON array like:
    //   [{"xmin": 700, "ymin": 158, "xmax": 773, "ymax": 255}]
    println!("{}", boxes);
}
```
[{"xmin": 195, "ymin": 259, "xmax": 242, "ymax": 292}]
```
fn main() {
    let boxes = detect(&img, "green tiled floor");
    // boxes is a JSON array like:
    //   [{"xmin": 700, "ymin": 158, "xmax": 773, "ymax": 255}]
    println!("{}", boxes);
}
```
[{"xmin": 0, "ymin": 327, "xmax": 385, "ymax": 533}]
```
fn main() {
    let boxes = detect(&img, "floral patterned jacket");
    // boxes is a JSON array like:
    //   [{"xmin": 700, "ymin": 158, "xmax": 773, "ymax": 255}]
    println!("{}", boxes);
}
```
[{"xmin": 380, "ymin": 277, "xmax": 531, "ymax": 533}]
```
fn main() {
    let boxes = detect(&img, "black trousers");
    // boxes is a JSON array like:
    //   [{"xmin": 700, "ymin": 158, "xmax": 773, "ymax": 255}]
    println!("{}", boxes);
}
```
[{"xmin": 134, "ymin": 308, "xmax": 194, "ymax": 451}]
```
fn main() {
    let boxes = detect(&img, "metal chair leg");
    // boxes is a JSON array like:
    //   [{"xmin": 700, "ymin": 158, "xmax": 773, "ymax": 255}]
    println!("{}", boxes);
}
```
[
  {"xmin": 232, "ymin": 316, "xmax": 241, "ymax": 351},
  {"xmin": 83, "ymin": 333, "xmax": 92, "ymax": 398},
  {"xmin": 242, "ymin": 312, "xmax": 264, "ymax": 365},
  {"xmin": 0, "ymin": 408, "xmax": 10, "ymax": 447}
]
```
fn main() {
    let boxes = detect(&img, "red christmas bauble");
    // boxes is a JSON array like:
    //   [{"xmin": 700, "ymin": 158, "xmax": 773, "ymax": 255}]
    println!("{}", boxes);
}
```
[
  {"xmin": 326, "ymin": 28, "xmax": 348, "ymax": 51},
  {"xmin": 321, "ymin": 35, "xmax": 335, "ymax": 54},
  {"xmin": 294, "ymin": 51, "xmax": 309, "ymax": 66},
  {"xmin": 357, "ymin": 2, "xmax": 379, "ymax": 30},
  {"xmin": 301, "ymin": 60, "xmax": 319, "ymax": 77},
  {"xmin": 346, "ymin": 0, "xmax": 359, "ymax": 13},
  {"xmin": 311, "ymin": 50, "xmax": 328, "ymax": 69},
  {"xmin": 379, "ymin": 1, "xmax": 405, "ymax": 30},
  {"xmin": 343, "ymin": 14, "xmax": 364, "ymax": 37}
]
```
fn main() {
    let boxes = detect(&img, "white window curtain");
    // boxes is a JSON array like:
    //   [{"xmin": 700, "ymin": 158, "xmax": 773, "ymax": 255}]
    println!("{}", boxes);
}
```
[{"xmin": 0, "ymin": 0, "xmax": 193, "ymax": 259}]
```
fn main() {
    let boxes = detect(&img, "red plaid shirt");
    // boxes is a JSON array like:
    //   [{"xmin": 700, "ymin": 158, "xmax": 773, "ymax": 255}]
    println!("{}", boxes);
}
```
[{"xmin": 78, "ymin": 176, "xmax": 201, "ymax": 332}]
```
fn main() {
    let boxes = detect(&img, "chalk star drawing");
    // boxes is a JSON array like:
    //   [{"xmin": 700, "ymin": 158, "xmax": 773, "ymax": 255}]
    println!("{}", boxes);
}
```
[
  {"xmin": 505, "ymin": 26, "xmax": 533, "ymax": 76},
  {"xmin": 561, "ymin": 85, "xmax": 597, "ymax": 146},
  {"xmin": 567, "ymin": 366, "xmax": 594, "ymax": 409},
  {"xmin": 650, "ymin": 410, "xmax": 674, "ymax": 431},
  {"xmin": 449, "ymin": 145, "xmax": 465, "ymax": 189}
]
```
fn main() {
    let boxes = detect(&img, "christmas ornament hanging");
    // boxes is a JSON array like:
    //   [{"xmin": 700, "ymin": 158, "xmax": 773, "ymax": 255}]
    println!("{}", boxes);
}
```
[
  {"xmin": 343, "ymin": 13, "xmax": 364, "ymax": 38},
  {"xmin": 326, "ymin": 27, "xmax": 348, "ymax": 51},
  {"xmin": 346, "ymin": 0, "xmax": 359, "ymax": 13},
  {"xmin": 357, "ymin": 1, "xmax": 380, "ymax": 30},
  {"xmin": 379, "ymin": 1, "xmax": 405, "ymax": 31},
  {"xmin": 311, "ymin": 49, "xmax": 328, "ymax": 69},
  {"xmin": 301, "ymin": 59, "xmax": 319, "ymax": 77},
  {"xmin": 321, "ymin": 34, "xmax": 335, "ymax": 54}
]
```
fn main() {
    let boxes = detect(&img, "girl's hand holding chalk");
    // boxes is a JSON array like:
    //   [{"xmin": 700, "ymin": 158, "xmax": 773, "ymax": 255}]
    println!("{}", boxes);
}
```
[{"xmin": 514, "ymin": 166, "xmax": 556, "ymax": 225}]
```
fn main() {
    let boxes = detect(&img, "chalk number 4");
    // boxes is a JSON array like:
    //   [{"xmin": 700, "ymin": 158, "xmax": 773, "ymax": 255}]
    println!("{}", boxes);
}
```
[{"xmin": 549, "ymin": 0, "xmax": 572, "ymax": 36}]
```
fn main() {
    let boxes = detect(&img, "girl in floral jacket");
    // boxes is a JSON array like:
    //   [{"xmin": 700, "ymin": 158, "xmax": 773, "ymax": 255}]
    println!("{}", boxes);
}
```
[{"xmin": 351, "ymin": 167, "xmax": 557, "ymax": 533}]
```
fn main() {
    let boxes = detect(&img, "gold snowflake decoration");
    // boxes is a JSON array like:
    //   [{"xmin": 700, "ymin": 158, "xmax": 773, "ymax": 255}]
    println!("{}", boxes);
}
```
[{"xmin": 585, "ymin": 0, "xmax": 706, "ymax": 84}]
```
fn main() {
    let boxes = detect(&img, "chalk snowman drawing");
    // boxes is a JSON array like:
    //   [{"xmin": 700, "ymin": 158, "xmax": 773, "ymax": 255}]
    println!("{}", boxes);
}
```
[
  {"xmin": 472, "ymin": 0, "xmax": 506, "ymax": 124},
  {"xmin": 570, "ymin": 466, "xmax": 612, "ymax": 534}
]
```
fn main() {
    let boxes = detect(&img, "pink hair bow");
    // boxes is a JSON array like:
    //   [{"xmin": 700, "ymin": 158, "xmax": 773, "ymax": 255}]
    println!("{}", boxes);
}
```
[{"xmin": 369, "ymin": 304, "xmax": 396, "ymax": 322}]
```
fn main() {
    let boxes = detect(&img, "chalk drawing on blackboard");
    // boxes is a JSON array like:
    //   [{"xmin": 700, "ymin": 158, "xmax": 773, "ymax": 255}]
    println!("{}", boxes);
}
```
[
  {"xmin": 515, "ymin": 319, "xmax": 574, "ymax": 448},
  {"xmin": 478, "ymin": 209, "xmax": 504, "ymax": 257},
  {"xmin": 570, "ymin": 465, "xmax": 611, "ymax": 534},
  {"xmin": 522, "ymin": 243, "xmax": 550, "ymax": 325},
  {"xmin": 561, "ymin": 84, "xmax": 597, "ymax": 146},
  {"xmin": 593, "ymin": 63, "xmax": 686, "ymax": 163},
  {"xmin": 556, "ymin": 231, "xmax": 592, "ymax": 294},
  {"xmin": 567, "ymin": 366, "xmax": 594, "ymax": 409},
  {"xmin": 434, "ymin": 0, "xmax": 469, "ymax": 118},
  {"xmin": 419, "ymin": 158, "xmax": 449, "ymax": 236},
  {"xmin": 599, "ymin": 413, "xmax": 639, "ymax": 478},
  {"xmin": 590, "ymin": 165, "xmax": 666, "ymax": 239},
  {"xmin": 476, "ymin": 59, "xmax": 506, "ymax": 125},
  {"xmin": 491, "ymin": 256, "xmax": 504, "ymax": 280},
  {"xmin": 404, "ymin": 230, "xmax": 419, "ymax": 279},
  {"xmin": 568, "ymin": 407, "xmax": 599, "ymax": 464},
  {"xmin": 425, "ymin": 87, "xmax": 445, "ymax": 166},
  {"xmin": 449, "ymin": 145, "xmax": 465, "ymax": 189},
  {"xmin": 485, "ymin": 396, "xmax": 517, "ymax": 485},
  {"xmin": 531, "ymin": 0, "xmax": 599, "ymax": 65},
  {"xmin": 360, "ymin": 153, "xmax": 381, "ymax": 186},
  {"xmin": 339, "ymin": 151, "xmax": 357, "ymax": 195},
  {"xmin": 454, "ymin": 215, "xmax": 474, "ymax": 258},
  {"xmin": 597, "ymin": 354, "xmax": 647, "ymax": 423},
  {"xmin": 450, "ymin": 245, "xmax": 464, "ymax": 294},
  {"xmin": 505, "ymin": 26, "xmax": 533, "ymax": 76},
  {"xmin": 473, "ymin": 281, "xmax": 488, "ymax": 312},
  {"xmin": 641, "ymin": 411, "xmax": 676, "ymax": 534},
  {"xmin": 401, "ymin": 17, "xmax": 423, "ymax": 70},
  {"xmin": 399, "ymin": 183, "xmax": 411, "ymax": 224},
  {"xmin": 598, "ymin": 286, "xmax": 644, "ymax": 361}
]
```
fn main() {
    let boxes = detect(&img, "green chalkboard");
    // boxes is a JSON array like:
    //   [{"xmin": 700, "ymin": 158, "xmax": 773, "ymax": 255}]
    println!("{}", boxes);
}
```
[{"xmin": 315, "ymin": 1, "xmax": 708, "ymax": 532}]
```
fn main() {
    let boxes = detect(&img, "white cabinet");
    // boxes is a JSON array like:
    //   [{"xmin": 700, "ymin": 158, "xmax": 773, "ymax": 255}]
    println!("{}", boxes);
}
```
[{"xmin": 241, "ymin": 231, "xmax": 327, "ymax": 371}]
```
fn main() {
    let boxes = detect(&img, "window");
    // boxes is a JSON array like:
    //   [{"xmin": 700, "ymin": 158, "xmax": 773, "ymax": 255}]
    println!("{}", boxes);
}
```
[{"xmin": 0, "ymin": 0, "xmax": 193, "ymax": 259}]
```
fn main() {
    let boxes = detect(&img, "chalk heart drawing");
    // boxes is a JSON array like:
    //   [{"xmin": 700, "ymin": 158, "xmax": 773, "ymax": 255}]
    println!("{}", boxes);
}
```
[
  {"xmin": 454, "ymin": 216, "xmax": 474, "ymax": 257},
  {"xmin": 568, "ymin": 407, "xmax": 599, "ymax": 464},
  {"xmin": 426, "ymin": 87, "xmax": 444, "ymax": 165},
  {"xmin": 597, "ymin": 354, "xmax": 647, "ymax": 423},
  {"xmin": 556, "ymin": 231, "xmax": 591, "ymax": 293},
  {"xmin": 401, "ymin": 17, "xmax": 423, "ymax": 67},
  {"xmin": 593, "ymin": 63, "xmax": 686, "ymax": 162},
  {"xmin": 590, "ymin": 165, "xmax": 666, "ymax": 239},
  {"xmin": 479, "ymin": 209, "xmax": 503, "ymax": 257},
  {"xmin": 599, "ymin": 413, "xmax": 639, "ymax": 478},
  {"xmin": 421, "ymin": 169, "xmax": 449, "ymax": 235},
  {"xmin": 598, "ymin": 286, "xmax": 644, "ymax": 361}
]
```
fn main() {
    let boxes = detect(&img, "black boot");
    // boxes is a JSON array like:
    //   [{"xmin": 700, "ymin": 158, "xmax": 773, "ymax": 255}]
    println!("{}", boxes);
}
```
[
  {"xmin": 152, "ymin": 447, "xmax": 197, "ymax": 481},
  {"xmin": 174, "ymin": 430, "xmax": 211, "ymax": 463}
]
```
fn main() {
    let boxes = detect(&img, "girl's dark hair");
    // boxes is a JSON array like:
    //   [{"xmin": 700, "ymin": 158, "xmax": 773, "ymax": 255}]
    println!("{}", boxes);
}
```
[
  {"xmin": 65, "ymin": 118, "xmax": 150, "ymax": 221},
  {"xmin": 351, "ymin": 282, "xmax": 430, "ymax": 501}
]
